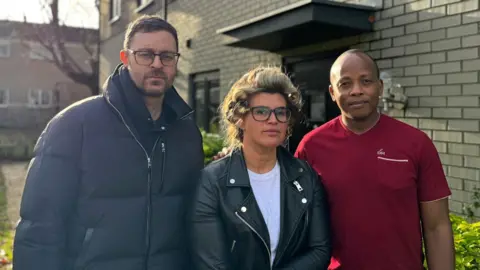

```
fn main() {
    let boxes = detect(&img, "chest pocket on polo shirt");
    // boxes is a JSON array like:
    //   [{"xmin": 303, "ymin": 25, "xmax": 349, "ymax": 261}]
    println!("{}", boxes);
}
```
[{"xmin": 376, "ymin": 156, "xmax": 415, "ymax": 190}]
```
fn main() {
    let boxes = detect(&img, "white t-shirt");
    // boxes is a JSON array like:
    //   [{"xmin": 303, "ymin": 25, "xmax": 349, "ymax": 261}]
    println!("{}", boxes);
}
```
[{"xmin": 248, "ymin": 162, "xmax": 281, "ymax": 266}]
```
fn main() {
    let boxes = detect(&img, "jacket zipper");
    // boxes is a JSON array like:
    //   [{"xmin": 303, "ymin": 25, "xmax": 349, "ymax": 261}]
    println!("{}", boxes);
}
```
[
  {"xmin": 145, "ymin": 138, "xmax": 160, "ymax": 267},
  {"xmin": 106, "ymin": 98, "xmax": 160, "ymax": 269},
  {"xmin": 235, "ymin": 212, "xmax": 272, "ymax": 270},
  {"xmin": 161, "ymin": 141, "xmax": 166, "ymax": 178},
  {"xmin": 230, "ymin": 240, "xmax": 236, "ymax": 252},
  {"xmin": 106, "ymin": 97, "xmax": 193, "ymax": 268},
  {"xmin": 155, "ymin": 140, "xmax": 167, "ymax": 192},
  {"xmin": 293, "ymin": 181, "xmax": 303, "ymax": 192}
]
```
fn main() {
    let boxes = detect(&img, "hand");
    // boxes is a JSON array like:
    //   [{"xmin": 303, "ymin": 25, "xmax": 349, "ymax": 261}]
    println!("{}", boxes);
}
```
[{"xmin": 212, "ymin": 147, "xmax": 232, "ymax": 161}]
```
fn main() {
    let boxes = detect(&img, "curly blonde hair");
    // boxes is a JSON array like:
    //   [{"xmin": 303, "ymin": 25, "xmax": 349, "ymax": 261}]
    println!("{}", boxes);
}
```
[{"xmin": 220, "ymin": 66, "xmax": 303, "ymax": 149}]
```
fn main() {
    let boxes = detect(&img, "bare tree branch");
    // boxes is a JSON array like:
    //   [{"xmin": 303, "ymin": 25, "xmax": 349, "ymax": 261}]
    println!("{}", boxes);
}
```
[{"xmin": 19, "ymin": 0, "xmax": 100, "ymax": 95}]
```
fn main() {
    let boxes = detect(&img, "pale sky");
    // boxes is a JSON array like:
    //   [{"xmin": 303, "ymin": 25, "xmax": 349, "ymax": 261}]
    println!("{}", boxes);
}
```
[{"xmin": 0, "ymin": 0, "xmax": 98, "ymax": 28}]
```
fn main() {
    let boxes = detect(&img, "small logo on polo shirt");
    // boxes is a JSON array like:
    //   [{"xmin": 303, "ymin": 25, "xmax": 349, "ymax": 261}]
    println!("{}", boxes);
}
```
[{"xmin": 377, "ymin": 149, "xmax": 385, "ymax": 156}]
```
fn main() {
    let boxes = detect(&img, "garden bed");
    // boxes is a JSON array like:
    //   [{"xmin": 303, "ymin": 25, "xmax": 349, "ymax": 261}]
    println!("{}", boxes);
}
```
[{"xmin": 0, "ymin": 169, "xmax": 12, "ymax": 267}]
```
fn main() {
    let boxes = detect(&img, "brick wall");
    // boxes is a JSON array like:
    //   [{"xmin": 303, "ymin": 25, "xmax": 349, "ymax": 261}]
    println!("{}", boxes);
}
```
[
  {"xmin": 359, "ymin": 0, "xmax": 480, "ymax": 216},
  {"xmin": 99, "ymin": 0, "xmax": 480, "ymax": 217}
]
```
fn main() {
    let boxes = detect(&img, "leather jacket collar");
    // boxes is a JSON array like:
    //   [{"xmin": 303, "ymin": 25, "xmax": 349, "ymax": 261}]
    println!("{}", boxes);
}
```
[
  {"xmin": 224, "ymin": 146, "xmax": 311, "ymax": 267},
  {"xmin": 226, "ymin": 146, "xmax": 304, "ymax": 188}
]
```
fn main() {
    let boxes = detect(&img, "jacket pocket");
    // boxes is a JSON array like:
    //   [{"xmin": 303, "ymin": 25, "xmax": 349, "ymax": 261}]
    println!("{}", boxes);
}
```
[{"xmin": 75, "ymin": 228, "xmax": 95, "ymax": 270}]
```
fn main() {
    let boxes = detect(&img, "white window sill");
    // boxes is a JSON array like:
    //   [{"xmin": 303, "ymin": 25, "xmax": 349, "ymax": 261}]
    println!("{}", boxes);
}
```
[
  {"xmin": 109, "ymin": 16, "xmax": 120, "ymax": 25},
  {"xmin": 135, "ymin": 0, "xmax": 154, "ymax": 13},
  {"xmin": 28, "ymin": 105, "xmax": 54, "ymax": 109}
]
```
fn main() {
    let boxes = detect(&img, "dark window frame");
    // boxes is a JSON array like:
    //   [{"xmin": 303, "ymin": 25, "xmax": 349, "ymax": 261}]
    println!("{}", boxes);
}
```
[{"xmin": 189, "ymin": 70, "xmax": 221, "ymax": 133}]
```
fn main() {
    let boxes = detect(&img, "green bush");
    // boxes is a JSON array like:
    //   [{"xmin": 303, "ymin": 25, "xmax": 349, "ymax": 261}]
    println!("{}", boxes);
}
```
[
  {"xmin": 201, "ymin": 130, "xmax": 225, "ymax": 165},
  {"xmin": 423, "ymin": 214, "xmax": 480, "ymax": 270},
  {"xmin": 425, "ymin": 186, "xmax": 480, "ymax": 270},
  {"xmin": 450, "ymin": 214, "xmax": 480, "ymax": 270}
]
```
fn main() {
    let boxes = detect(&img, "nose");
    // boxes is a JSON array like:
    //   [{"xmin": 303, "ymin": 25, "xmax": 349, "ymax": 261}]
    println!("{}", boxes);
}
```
[
  {"xmin": 150, "ymin": 55, "xmax": 164, "ymax": 68},
  {"xmin": 266, "ymin": 111, "xmax": 278, "ymax": 124},
  {"xmin": 349, "ymin": 81, "xmax": 364, "ymax": 96}
]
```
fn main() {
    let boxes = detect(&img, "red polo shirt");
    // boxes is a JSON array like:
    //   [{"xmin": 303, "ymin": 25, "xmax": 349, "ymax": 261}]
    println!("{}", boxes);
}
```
[{"xmin": 295, "ymin": 114, "xmax": 451, "ymax": 270}]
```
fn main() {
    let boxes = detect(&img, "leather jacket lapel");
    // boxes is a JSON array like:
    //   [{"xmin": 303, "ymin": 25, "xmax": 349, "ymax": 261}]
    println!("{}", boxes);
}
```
[{"xmin": 274, "ymin": 148, "xmax": 311, "ymax": 266}]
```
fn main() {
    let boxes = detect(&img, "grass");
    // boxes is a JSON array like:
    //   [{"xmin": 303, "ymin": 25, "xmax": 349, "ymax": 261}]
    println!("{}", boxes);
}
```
[{"xmin": 0, "ymin": 168, "xmax": 12, "ymax": 266}]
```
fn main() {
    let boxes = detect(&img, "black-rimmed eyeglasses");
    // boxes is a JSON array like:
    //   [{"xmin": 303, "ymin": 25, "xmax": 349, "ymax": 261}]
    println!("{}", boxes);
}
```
[
  {"xmin": 249, "ymin": 106, "xmax": 291, "ymax": 123},
  {"xmin": 127, "ymin": 49, "xmax": 180, "ymax": 66}
]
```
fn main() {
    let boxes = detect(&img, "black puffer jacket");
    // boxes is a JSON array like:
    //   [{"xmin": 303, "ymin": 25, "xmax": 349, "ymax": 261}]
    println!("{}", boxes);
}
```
[
  {"xmin": 191, "ymin": 147, "xmax": 331, "ymax": 270},
  {"xmin": 13, "ymin": 66, "xmax": 204, "ymax": 270}
]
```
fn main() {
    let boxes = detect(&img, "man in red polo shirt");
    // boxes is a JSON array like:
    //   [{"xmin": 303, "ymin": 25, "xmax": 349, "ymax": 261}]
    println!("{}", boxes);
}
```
[{"xmin": 295, "ymin": 49, "xmax": 454, "ymax": 270}]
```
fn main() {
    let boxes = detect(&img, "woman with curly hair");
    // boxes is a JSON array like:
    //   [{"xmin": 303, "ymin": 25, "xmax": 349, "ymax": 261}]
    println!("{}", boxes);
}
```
[{"xmin": 190, "ymin": 66, "xmax": 331, "ymax": 270}]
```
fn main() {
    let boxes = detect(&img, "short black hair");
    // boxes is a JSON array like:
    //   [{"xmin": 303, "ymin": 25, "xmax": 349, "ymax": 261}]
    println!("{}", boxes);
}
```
[
  {"xmin": 123, "ymin": 15, "xmax": 178, "ymax": 51},
  {"xmin": 342, "ymin": 49, "xmax": 380, "ymax": 79}
]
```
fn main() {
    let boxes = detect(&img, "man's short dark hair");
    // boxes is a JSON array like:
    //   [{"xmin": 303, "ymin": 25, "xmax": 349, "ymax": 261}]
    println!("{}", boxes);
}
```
[{"xmin": 123, "ymin": 15, "xmax": 178, "ymax": 51}]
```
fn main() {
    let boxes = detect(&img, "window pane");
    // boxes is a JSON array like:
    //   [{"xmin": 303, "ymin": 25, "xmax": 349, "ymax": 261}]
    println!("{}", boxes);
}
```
[
  {"xmin": 210, "ymin": 87, "xmax": 220, "ymax": 105},
  {"xmin": 30, "ymin": 90, "xmax": 38, "ymax": 105},
  {"xmin": 310, "ymin": 93, "xmax": 325, "ymax": 122},
  {"xmin": 114, "ymin": 0, "xmax": 121, "ymax": 16},
  {"xmin": 0, "ymin": 45, "xmax": 8, "ymax": 57},
  {"xmin": 195, "ymin": 86, "xmax": 205, "ymax": 128},
  {"xmin": 41, "ymin": 91, "xmax": 50, "ymax": 105},
  {"xmin": 0, "ymin": 90, "xmax": 6, "ymax": 104}
]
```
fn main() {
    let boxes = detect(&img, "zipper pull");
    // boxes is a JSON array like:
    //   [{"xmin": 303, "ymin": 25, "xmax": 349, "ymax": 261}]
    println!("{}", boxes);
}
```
[
  {"xmin": 293, "ymin": 181, "xmax": 303, "ymax": 192},
  {"xmin": 147, "ymin": 157, "xmax": 152, "ymax": 169},
  {"xmin": 161, "ymin": 142, "xmax": 165, "ymax": 152}
]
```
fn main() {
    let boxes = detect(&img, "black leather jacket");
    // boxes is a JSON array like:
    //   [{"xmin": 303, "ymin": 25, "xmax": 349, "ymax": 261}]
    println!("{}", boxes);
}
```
[{"xmin": 190, "ymin": 147, "xmax": 331, "ymax": 270}]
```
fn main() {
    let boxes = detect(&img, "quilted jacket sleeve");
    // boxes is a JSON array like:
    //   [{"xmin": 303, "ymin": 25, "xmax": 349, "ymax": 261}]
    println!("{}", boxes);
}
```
[{"xmin": 13, "ymin": 110, "xmax": 83, "ymax": 270}]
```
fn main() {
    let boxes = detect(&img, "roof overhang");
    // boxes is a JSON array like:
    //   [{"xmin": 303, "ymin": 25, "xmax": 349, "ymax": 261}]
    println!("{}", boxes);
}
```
[{"xmin": 216, "ymin": 0, "xmax": 376, "ymax": 52}]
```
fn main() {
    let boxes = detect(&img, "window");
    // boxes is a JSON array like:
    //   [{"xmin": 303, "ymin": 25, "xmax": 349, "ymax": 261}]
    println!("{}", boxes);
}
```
[
  {"xmin": 135, "ymin": 0, "xmax": 153, "ymax": 12},
  {"xmin": 109, "ymin": 0, "xmax": 121, "ymax": 21},
  {"xmin": 29, "ymin": 43, "xmax": 53, "ymax": 60},
  {"xmin": 0, "ymin": 89, "xmax": 9, "ymax": 107},
  {"xmin": 190, "ymin": 70, "xmax": 220, "ymax": 133},
  {"xmin": 28, "ymin": 89, "xmax": 53, "ymax": 108},
  {"xmin": 0, "ymin": 40, "xmax": 11, "ymax": 58},
  {"xmin": 137, "ymin": 0, "xmax": 152, "ymax": 6}
]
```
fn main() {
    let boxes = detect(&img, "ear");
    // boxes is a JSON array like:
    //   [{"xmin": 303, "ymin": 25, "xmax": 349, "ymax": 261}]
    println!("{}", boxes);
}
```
[
  {"xmin": 120, "ymin": 50, "xmax": 129, "ymax": 66},
  {"xmin": 328, "ymin": 85, "xmax": 336, "ymax": 101},
  {"xmin": 235, "ymin": 119, "xmax": 245, "ymax": 130},
  {"xmin": 378, "ymin": 79, "xmax": 384, "ymax": 97}
]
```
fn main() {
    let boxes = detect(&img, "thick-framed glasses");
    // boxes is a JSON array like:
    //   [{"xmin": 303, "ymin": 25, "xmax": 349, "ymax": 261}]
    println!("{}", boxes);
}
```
[
  {"xmin": 127, "ymin": 49, "xmax": 180, "ymax": 66},
  {"xmin": 249, "ymin": 106, "xmax": 291, "ymax": 123}
]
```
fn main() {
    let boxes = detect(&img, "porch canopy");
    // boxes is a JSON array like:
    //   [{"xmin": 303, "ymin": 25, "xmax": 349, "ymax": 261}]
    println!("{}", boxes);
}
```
[{"xmin": 216, "ymin": 0, "xmax": 376, "ymax": 52}]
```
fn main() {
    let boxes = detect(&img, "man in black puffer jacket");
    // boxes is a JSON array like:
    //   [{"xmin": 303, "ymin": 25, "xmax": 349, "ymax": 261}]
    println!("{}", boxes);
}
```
[{"xmin": 13, "ymin": 15, "xmax": 204, "ymax": 270}]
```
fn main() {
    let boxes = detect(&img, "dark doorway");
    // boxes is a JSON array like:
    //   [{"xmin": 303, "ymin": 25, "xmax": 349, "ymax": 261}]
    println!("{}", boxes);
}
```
[{"xmin": 283, "ymin": 50, "xmax": 344, "ymax": 153}]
